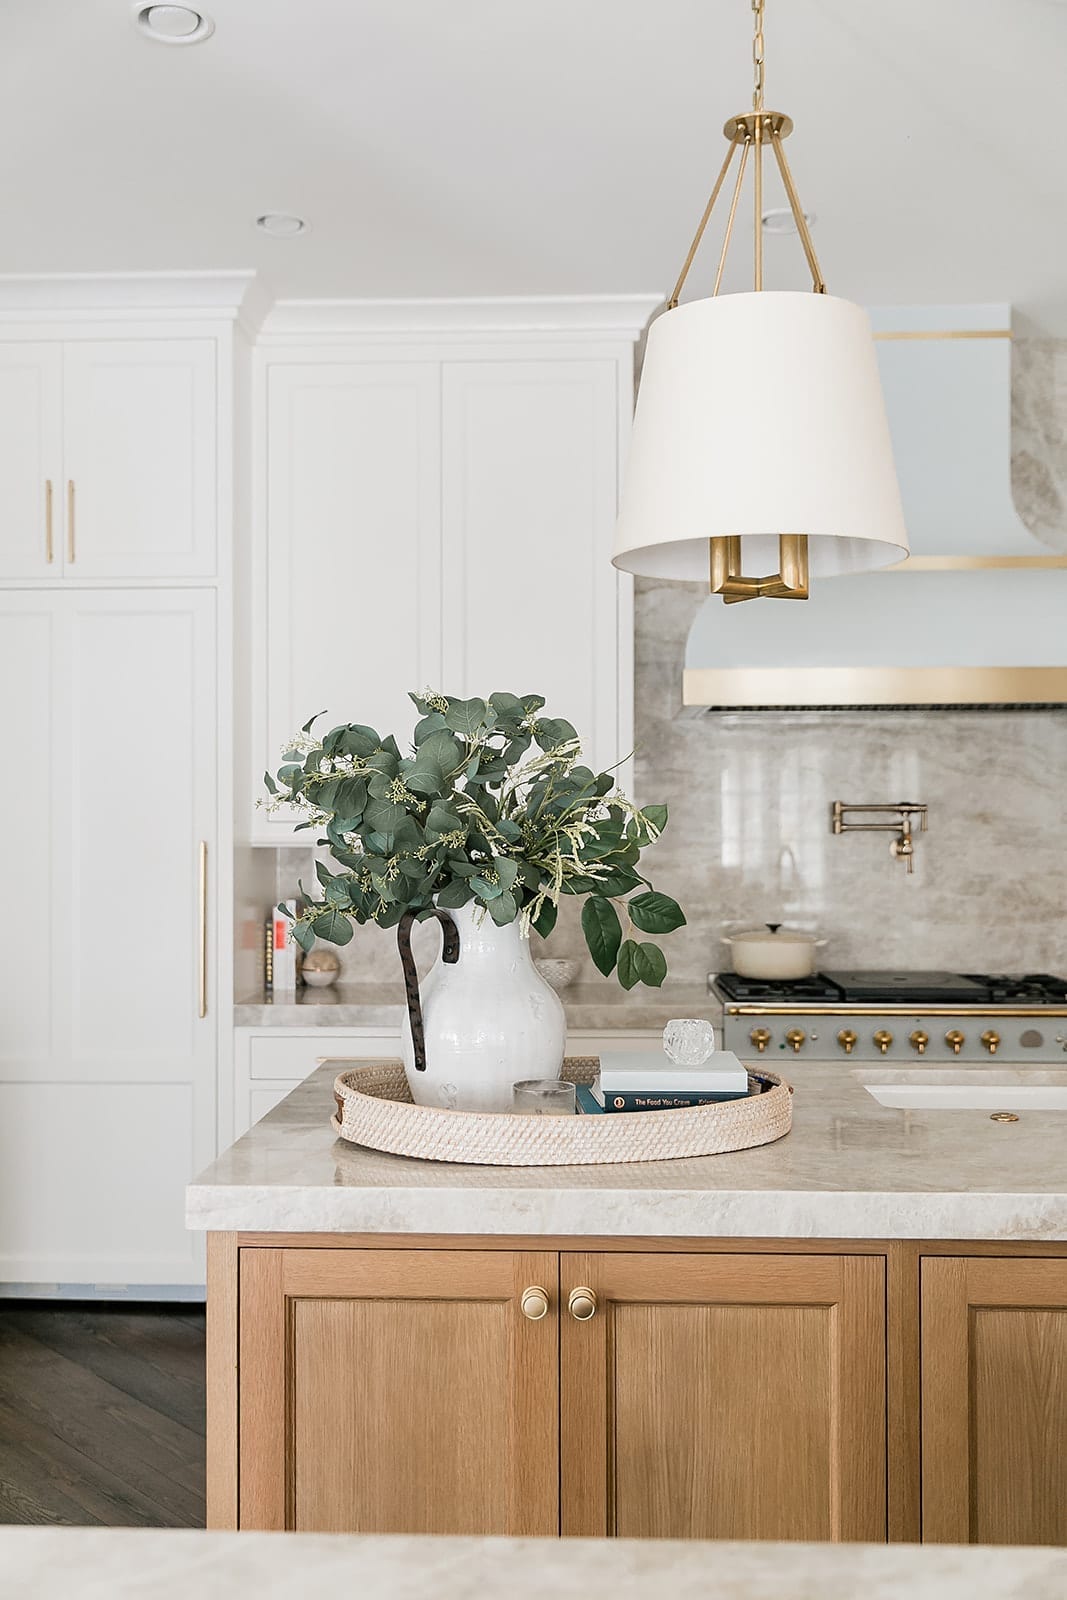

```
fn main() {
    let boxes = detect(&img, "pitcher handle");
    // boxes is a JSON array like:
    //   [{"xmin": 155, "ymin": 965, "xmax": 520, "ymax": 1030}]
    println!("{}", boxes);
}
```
[{"xmin": 398, "ymin": 909, "xmax": 460, "ymax": 1072}]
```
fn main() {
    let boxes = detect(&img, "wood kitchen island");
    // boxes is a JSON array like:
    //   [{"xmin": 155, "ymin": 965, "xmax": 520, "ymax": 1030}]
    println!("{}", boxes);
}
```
[{"xmin": 187, "ymin": 1061, "xmax": 1067, "ymax": 1547}]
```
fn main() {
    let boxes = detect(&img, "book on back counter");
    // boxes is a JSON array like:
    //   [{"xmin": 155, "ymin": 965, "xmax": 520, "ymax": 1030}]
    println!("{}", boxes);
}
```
[
  {"xmin": 596, "ymin": 1048, "xmax": 749, "ymax": 1096},
  {"xmin": 589, "ymin": 1083, "xmax": 751, "ymax": 1112}
]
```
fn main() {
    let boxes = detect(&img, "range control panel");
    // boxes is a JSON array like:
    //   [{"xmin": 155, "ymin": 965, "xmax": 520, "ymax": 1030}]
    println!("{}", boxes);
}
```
[{"xmin": 723, "ymin": 1014, "xmax": 1067, "ymax": 1065}]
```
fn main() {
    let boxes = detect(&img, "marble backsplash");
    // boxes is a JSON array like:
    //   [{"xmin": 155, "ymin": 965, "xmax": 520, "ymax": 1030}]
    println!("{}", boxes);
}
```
[{"xmin": 263, "ymin": 336, "xmax": 1067, "ymax": 993}]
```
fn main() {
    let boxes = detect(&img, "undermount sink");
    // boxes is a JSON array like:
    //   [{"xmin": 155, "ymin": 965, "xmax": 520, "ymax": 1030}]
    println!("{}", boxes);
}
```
[{"xmin": 863, "ymin": 1082, "xmax": 1067, "ymax": 1111}]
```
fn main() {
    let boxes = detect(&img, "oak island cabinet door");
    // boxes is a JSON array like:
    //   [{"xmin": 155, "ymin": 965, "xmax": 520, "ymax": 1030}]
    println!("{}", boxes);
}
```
[
  {"xmin": 61, "ymin": 340, "xmax": 217, "ymax": 577},
  {"xmin": 921, "ymin": 1256, "xmax": 1067, "ymax": 1546},
  {"xmin": 561, "ymin": 1252, "xmax": 887, "ymax": 1542},
  {"xmin": 0, "ymin": 343, "xmax": 62, "ymax": 578},
  {"xmin": 238, "ymin": 1248, "xmax": 559, "ymax": 1534}
]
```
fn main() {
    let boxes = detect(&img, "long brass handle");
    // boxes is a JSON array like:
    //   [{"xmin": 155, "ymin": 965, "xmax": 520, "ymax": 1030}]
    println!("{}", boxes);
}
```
[
  {"xmin": 45, "ymin": 480, "xmax": 54, "ymax": 563},
  {"xmin": 568, "ymin": 1286, "xmax": 598, "ymax": 1322},
  {"xmin": 66, "ymin": 480, "xmax": 75, "ymax": 563},
  {"xmin": 520, "ymin": 1285, "xmax": 549, "ymax": 1321},
  {"xmin": 198, "ymin": 840, "xmax": 208, "ymax": 1018}
]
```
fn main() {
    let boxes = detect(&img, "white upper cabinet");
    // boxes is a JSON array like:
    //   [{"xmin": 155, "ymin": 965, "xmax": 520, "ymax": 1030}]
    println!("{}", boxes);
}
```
[
  {"xmin": 441, "ymin": 359, "xmax": 622, "ymax": 774},
  {"xmin": 62, "ymin": 339, "xmax": 217, "ymax": 578},
  {"xmin": 0, "ymin": 337, "xmax": 217, "ymax": 582},
  {"xmin": 0, "ymin": 345, "xmax": 62, "ymax": 578}
]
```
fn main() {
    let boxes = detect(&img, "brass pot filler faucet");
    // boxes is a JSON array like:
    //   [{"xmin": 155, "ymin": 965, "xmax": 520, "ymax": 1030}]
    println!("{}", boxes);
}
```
[{"xmin": 831, "ymin": 801, "xmax": 928, "ymax": 874}]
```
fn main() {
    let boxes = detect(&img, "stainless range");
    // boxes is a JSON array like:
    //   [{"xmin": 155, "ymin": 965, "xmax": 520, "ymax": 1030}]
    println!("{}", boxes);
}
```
[{"xmin": 713, "ymin": 970, "xmax": 1067, "ymax": 1063}]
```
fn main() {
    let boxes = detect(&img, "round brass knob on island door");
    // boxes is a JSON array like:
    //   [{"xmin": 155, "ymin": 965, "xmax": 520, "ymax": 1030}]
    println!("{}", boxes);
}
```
[
  {"xmin": 873, "ymin": 1030, "xmax": 893, "ymax": 1056},
  {"xmin": 945, "ymin": 1030, "xmax": 966, "ymax": 1056},
  {"xmin": 749, "ymin": 1028, "xmax": 771, "ymax": 1054},
  {"xmin": 981, "ymin": 1030, "xmax": 1001, "ymax": 1056},
  {"xmin": 785, "ymin": 1029, "xmax": 806, "ymax": 1054},
  {"xmin": 837, "ymin": 1029, "xmax": 858, "ymax": 1055},
  {"xmin": 568, "ymin": 1286, "xmax": 598, "ymax": 1322},
  {"xmin": 520, "ymin": 1286, "xmax": 550, "ymax": 1321},
  {"xmin": 909, "ymin": 1030, "xmax": 929, "ymax": 1055}
]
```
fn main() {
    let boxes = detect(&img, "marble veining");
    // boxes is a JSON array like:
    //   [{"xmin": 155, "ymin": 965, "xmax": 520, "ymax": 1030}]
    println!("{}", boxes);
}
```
[{"xmin": 187, "ymin": 1061, "xmax": 1067, "ymax": 1240}]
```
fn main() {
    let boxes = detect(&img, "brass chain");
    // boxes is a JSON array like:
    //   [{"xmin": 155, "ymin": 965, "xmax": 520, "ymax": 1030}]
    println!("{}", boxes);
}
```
[{"xmin": 752, "ymin": 0, "xmax": 765, "ymax": 111}]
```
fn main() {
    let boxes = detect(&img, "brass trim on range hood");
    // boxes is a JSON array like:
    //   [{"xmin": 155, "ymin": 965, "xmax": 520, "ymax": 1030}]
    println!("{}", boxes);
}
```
[{"xmin": 683, "ymin": 666, "xmax": 1067, "ymax": 708}]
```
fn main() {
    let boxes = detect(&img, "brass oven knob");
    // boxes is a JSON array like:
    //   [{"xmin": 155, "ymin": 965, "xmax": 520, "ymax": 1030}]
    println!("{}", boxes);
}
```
[
  {"xmin": 981, "ymin": 1030, "xmax": 1001, "ymax": 1056},
  {"xmin": 873, "ymin": 1030, "xmax": 893, "ymax": 1056},
  {"xmin": 749, "ymin": 1028, "xmax": 771, "ymax": 1054},
  {"xmin": 520, "ymin": 1286, "xmax": 549, "ymax": 1321},
  {"xmin": 945, "ymin": 1029, "xmax": 965, "ymax": 1056},
  {"xmin": 568, "ymin": 1287, "xmax": 598, "ymax": 1322},
  {"xmin": 784, "ymin": 1029, "xmax": 806, "ymax": 1054},
  {"xmin": 909, "ymin": 1030, "xmax": 929, "ymax": 1055},
  {"xmin": 837, "ymin": 1029, "xmax": 858, "ymax": 1055}
]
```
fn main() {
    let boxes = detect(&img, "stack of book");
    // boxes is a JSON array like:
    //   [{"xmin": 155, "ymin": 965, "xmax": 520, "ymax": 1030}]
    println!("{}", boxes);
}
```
[{"xmin": 578, "ymin": 1049, "xmax": 751, "ymax": 1114}]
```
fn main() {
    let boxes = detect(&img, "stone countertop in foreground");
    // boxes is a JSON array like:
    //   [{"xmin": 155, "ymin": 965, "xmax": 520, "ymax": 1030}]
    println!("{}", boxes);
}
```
[
  {"xmin": 187, "ymin": 1060, "xmax": 1067, "ymax": 1241},
  {"xmin": 5, "ymin": 1529, "xmax": 1067, "ymax": 1600}
]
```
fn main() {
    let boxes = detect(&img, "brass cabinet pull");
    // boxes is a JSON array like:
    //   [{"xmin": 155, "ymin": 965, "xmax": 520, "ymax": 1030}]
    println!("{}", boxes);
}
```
[
  {"xmin": 568, "ymin": 1286, "xmax": 598, "ymax": 1322},
  {"xmin": 66, "ymin": 480, "xmax": 75, "ymax": 563},
  {"xmin": 198, "ymin": 840, "xmax": 208, "ymax": 1018},
  {"xmin": 520, "ymin": 1285, "xmax": 549, "ymax": 1321},
  {"xmin": 45, "ymin": 480, "xmax": 54, "ymax": 563}
]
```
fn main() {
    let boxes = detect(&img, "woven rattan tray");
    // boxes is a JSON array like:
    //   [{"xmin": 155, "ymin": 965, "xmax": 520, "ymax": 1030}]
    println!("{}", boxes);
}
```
[{"xmin": 331, "ymin": 1057, "xmax": 792, "ymax": 1166}]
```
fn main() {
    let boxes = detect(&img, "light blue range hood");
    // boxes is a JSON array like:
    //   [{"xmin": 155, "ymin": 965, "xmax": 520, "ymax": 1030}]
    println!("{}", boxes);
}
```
[{"xmin": 684, "ymin": 305, "xmax": 1067, "ymax": 706}]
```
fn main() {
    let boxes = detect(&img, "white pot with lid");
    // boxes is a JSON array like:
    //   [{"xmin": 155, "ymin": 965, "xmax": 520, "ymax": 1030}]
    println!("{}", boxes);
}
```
[{"xmin": 722, "ymin": 923, "xmax": 826, "ymax": 981}]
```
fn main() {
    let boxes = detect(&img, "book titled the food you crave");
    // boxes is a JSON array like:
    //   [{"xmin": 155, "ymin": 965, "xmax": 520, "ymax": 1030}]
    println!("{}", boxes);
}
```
[{"xmin": 589, "ymin": 1084, "xmax": 751, "ymax": 1112}]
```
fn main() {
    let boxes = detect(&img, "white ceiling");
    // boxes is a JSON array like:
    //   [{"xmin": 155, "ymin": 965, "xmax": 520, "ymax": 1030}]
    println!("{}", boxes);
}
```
[{"xmin": 6, "ymin": 0, "xmax": 1067, "ymax": 326}]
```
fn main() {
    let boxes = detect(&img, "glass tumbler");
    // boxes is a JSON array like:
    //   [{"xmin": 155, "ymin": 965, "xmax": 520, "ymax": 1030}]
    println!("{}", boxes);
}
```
[{"xmin": 512, "ymin": 1079, "xmax": 576, "ymax": 1116}]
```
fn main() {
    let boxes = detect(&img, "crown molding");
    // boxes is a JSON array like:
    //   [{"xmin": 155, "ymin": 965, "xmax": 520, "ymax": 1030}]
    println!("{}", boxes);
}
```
[
  {"xmin": 0, "ymin": 270, "xmax": 269, "ymax": 327},
  {"xmin": 257, "ymin": 293, "xmax": 665, "ymax": 342}
]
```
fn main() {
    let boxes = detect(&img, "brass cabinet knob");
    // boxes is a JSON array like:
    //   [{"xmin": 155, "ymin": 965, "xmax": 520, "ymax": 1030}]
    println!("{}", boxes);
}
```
[
  {"xmin": 837, "ymin": 1029, "xmax": 858, "ymax": 1055},
  {"xmin": 520, "ymin": 1285, "xmax": 550, "ymax": 1321},
  {"xmin": 784, "ymin": 1029, "xmax": 806, "ymax": 1054},
  {"xmin": 909, "ymin": 1030, "xmax": 929, "ymax": 1055},
  {"xmin": 873, "ymin": 1030, "xmax": 893, "ymax": 1055},
  {"xmin": 568, "ymin": 1286, "xmax": 598, "ymax": 1322},
  {"xmin": 945, "ymin": 1029, "xmax": 966, "ymax": 1056},
  {"xmin": 981, "ymin": 1030, "xmax": 1001, "ymax": 1056},
  {"xmin": 749, "ymin": 1028, "xmax": 771, "ymax": 1054}
]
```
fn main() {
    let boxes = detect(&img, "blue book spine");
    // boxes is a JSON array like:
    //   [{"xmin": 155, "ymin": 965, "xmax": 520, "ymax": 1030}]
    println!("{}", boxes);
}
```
[{"xmin": 598, "ymin": 1088, "xmax": 750, "ymax": 1112}]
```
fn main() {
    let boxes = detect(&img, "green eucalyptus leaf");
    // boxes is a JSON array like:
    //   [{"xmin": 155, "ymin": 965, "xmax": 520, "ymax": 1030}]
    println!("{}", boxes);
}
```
[
  {"xmin": 628, "ymin": 891, "xmax": 686, "ymax": 935},
  {"xmin": 291, "ymin": 919, "xmax": 317, "ymax": 953},
  {"xmin": 491, "ymin": 857, "xmax": 519, "ymax": 890},
  {"xmin": 471, "ymin": 873, "xmax": 504, "ymax": 902},
  {"xmin": 263, "ymin": 771, "xmax": 278, "ymax": 795},
  {"xmin": 313, "ymin": 908, "xmax": 354, "ymax": 945},
  {"xmin": 581, "ymin": 896, "xmax": 622, "ymax": 976},
  {"xmin": 532, "ymin": 901, "xmax": 558, "ymax": 938},
  {"xmin": 426, "ymin": 805, "xmax": 463, "ymax": 839},
  {"xmin": 413, "ymin": 711, "xmax": 448, "ymax": 743},
  {"xmin": 301, "ymin": 710, "xmax": 327, "ymax": 735},
  {"xmin": 488, "ymin": 889, "xmax": 518, "ymax": 926},
  {"xmin": 436, "ymin": 878, "xmax": 474, "ymax": 909},
  {"xmin": 444, "ymin": 697, "xmax": 488, "ymax": 739},
  {"xmin": 339, "ymin": 725, "xmax": 381, "ymax": 757},
  {"xmin": 639, "ymin": 803, "xmax": 668, "ymax": 839}
]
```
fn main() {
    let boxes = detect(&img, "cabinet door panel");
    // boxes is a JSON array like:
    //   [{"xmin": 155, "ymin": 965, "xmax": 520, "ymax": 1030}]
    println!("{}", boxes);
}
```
[
  {"xmin": 239, "ymin": 1248, "xmax": 558, "ymax": 1534},
  {"xmin": 921, "ymin": 1256, "xmax": 1067, "ymax": 1546},
  {"xmin": 441, "ymin": 361, "xmax": 621, "ymax": 772},
  {"xmin": 62, "ymin": 340, "xmax": 216, "ymax": 577},
  {"xmin": 562, "ymin": 1252, "xmax": 886, "ymax": 1542},
  {"xmin": 262, "ymin": 364, "xmax": 440, "ymax": 833},
  {"xmin": 0, "ymin": 344, "xmax": 62, "ymax": 578}
]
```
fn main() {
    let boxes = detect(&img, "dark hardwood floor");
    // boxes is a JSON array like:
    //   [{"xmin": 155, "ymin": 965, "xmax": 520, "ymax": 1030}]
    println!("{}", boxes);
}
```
[{"xmin": 0, "ymin": 1303, "xmax": 205, "ymax": 1527}]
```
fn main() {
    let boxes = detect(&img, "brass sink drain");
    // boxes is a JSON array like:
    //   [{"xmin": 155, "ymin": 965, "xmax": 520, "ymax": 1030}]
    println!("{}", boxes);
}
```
[{"xmin": 989, "ymin": 1111, "xmax": 1020, "ymax": 1123}]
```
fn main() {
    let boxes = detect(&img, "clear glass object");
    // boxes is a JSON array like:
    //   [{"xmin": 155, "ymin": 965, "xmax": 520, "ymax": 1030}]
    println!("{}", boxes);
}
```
[
  {"xmin": 662, "ymin": 1018, "xmax": 716, "ymax": 1066},
  {"xmin": 512, "ymin": 1079, "xmax": 577, "ymax": 1116}
]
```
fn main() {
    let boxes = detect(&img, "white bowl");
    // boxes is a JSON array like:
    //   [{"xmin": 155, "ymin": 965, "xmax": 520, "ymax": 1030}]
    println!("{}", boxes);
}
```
[
  {"xmin": 535, "ymin": 958, "xmax": 577, "ymax": 992},
  {"xmin": 302, "ymin": 969, "xmax": 339, "ymax": 988}
]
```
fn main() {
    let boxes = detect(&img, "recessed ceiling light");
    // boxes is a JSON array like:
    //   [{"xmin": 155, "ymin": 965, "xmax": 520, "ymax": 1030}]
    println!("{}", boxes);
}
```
[
  {"xmin": 134, "ymin": 5, "xmax": 215, "ymax": 43},
  {"xmin": 761, "ymin": 206, "xmax": 816, "ymax": 235},
  {"xmin": 256, "ymin": 213, "xmax": 309, "ymax": 239}
]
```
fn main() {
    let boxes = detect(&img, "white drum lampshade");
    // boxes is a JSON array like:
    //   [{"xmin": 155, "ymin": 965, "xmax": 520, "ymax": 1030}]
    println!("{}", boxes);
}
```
[{"xmin": 614, "ymin": 291, "xmax": 909, "ymax": 588}]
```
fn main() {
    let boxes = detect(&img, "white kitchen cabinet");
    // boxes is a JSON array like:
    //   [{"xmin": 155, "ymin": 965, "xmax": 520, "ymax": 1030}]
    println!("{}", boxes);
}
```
[
  {"xmin": 0, "ymin": 589, "xmax": 218, "ymax": 1288},
  {"xmin": 234, "ymin": 1028, "xmax": 403, "ymax": 1134},
  {"xmin": 0, "ymin": 344, "xmax": 62, "ymax": 578},
  {"xmin": 0, "ymin": 337, "xmax": 217, "ymax": 582}
]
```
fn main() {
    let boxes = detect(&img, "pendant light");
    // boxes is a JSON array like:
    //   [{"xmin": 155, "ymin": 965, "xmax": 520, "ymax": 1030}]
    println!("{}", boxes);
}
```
[{"xmin": 613, "ymin": 0, "xmax": 908, "ymax": 603}]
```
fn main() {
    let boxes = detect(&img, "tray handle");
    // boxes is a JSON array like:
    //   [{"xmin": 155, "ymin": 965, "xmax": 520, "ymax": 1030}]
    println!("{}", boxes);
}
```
[{"xmin": 398, "ymin": 909, "xmax": 460, "ymax": 1072}]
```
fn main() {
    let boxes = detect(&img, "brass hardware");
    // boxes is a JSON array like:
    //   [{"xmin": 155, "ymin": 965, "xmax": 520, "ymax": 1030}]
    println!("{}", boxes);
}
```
[
  {"xmin": 568, "ymin": 1287, "xmax": 598, "ymax": 1322},
  {"xmin": 873, "ymin": 1030, "xmax": 893, "ymax": 1056},
  {"xmin": 724, "ymin": 1002, "xmax": 1067, "ymax": 1019},
  {"xmin": 981, "ymin": 1030, "xmax": 1001, "ymax": 1056},
  {"xmin": 710, "ymin": 533, "xmax": 809, "ymax": 605},
  {"xmin": 837, "ymin": 1029, "xmax": 858, "ymax": 1056},
  {"xmin": 45, "ymin": 480, "xmax": 53, "ymax": 564},
  {"xmin": 889, "ymin": 555, "xmax": 1067, "ymax": 570},
  {"xmin": 520, "ymin": 1286, "xmax": 550, "ymax": 1321},
  {"xmin": 683, "ymin": 667, "xmax": 1067, "ymax": 709},
  {"xmin": 749, "ymin": 1027, "xmax": 771, "ymax": 1054},
  {"xmin": 873, "ymin": 329, "xmax": 1012, "ymax": 342},
  {"xmin": 198, "ymin": 840, "xmax": 208, "ymax": 1019},
  {"xmin": 832, "ymin": 802, "xmax": 928, "ymax": 876},
  {"xmin": 990, "ymin": 1111, "xmax": 1019, "ymax": 1123},
  {"xmin": 66, "ymin": 480, "xmax": 75, "ymax": 563},
  {"xmin": 945, "ymin": 1029, "xmax": 965, "ymax": 1056},
  {"xmin": 784, "ymin": 1028, "xmax": 806, "ymax": 1054},
  {"xmin": 909, "ymin": 1030, "xmax": 930, "ymax": 1056}
]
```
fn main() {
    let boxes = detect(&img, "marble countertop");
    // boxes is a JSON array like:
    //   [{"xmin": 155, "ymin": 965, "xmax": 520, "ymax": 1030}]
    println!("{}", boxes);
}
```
[
  {"xmin": 234, "ymin": 979, "xmax": 721, "ymax": 1031},
  {"xmin": 5, "ymin": 1529, "xmax": 1067, "ymax": 1599},
  {"xmin": 187, "ymin": 1060, "xmax": 1067, "ymax": 1240}
]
